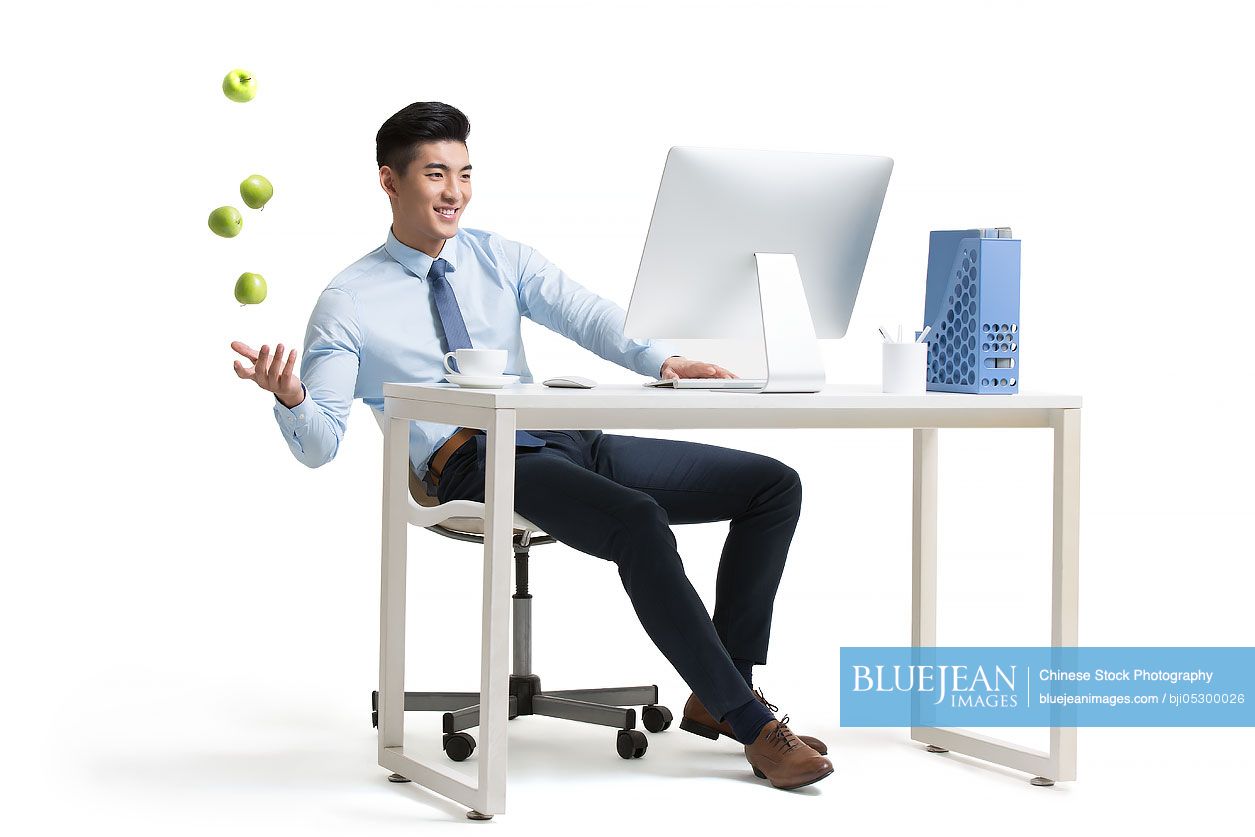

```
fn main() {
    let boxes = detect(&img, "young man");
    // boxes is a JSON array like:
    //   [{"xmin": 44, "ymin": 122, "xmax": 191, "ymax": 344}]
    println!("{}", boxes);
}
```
[{"xmin": 230, "ymin": 102, "xmax": 832, "ymax": 790}]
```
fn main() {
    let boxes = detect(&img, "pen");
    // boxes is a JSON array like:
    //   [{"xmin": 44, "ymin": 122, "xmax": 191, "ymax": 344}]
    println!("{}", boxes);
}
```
[
  {"xmin": 916, "ymin": 325, "xmax": 932, "ymax": 343},
  {"xmin": 878, "ymin": 327, "xmax": 891, "ymax": 343}
]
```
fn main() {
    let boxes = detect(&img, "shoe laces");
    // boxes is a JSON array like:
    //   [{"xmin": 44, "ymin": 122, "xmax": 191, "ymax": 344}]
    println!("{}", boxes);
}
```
[
  {"xmin": 767, "ymin": 713, "xmax": 803, "ymax": 752},
  {"xmin": 753, "ymin": 687, "xmax": 779, "ymax": 713}
]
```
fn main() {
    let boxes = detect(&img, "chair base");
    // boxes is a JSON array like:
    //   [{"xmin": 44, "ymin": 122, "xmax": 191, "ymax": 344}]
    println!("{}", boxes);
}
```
[
  {"xmin": 372, "ymin": 676, "xmax": 673, "ymax": 760},
  {"xmin": 371, "ymin": 535, "xmax": 672, "ymax": 762}
]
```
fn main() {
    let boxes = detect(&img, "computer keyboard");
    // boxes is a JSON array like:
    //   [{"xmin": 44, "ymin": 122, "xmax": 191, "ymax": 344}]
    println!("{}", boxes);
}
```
[{"xmin": 644, "ymin": 378, "xmax": 768, "ymax": 389}]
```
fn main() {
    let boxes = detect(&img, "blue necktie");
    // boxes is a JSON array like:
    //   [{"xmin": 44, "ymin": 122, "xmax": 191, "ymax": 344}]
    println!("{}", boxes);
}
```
[{"xmin": 428, "ymin": 257, "xmax": 546, "ymax": 449}]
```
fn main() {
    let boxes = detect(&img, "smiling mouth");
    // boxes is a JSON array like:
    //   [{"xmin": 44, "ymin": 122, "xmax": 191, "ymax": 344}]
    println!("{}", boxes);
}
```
[{"xmin": 435, "ymin": 207, "xmax": 459, "ymax": 219}]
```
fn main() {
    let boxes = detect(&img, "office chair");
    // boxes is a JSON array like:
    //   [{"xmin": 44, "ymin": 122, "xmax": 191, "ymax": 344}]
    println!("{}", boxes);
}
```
[{"xmin": 369, "ymin": 408, "xmax": 673, "ymax": 771}]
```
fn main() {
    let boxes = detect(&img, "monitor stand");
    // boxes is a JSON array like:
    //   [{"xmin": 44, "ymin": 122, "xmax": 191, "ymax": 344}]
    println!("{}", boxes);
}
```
[{"xmin": 755, "ymin": 253, "xmax": 825, "ymax": 393}]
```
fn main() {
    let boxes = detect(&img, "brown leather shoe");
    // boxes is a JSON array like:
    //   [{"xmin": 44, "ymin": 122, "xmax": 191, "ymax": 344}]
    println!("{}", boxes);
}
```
[
  {"xmin": 744, "ymin": 715, "xmax": 834, "ymax": 790},
  {"xmin": 679, "ymin": 688, "xmax": 828, "ymax": 754}
]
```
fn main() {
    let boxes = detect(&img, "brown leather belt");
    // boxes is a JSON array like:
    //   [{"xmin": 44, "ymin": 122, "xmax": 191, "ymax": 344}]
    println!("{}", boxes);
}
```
[{"xmin": 426, "ymin": 426, "xmax": 480, "ymax": 484}]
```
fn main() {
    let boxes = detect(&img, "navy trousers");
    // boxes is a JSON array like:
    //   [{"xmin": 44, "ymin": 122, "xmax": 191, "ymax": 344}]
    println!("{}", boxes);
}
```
[{"xmin": 432, "ymin": 429, "xmax": 802, "ymax": 723}]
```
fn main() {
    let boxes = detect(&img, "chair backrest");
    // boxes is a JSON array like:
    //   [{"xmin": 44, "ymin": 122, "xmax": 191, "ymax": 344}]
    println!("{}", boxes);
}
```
[
  {"xmin": 369, "ymin": 405, "xmax": 544, "ymax": 538},
  {"xmin": 370, "ymin": 406, "xmax": 440, "ymax": 508}
]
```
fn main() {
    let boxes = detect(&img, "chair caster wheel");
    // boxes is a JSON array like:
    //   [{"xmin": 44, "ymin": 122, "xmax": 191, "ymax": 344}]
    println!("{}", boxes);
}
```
[
  {"xmin": 387, "ymin": 773, "xmax": 411, "ymax": 783},
  {"xmin": 617, "ymin": 728, "xmax": 648, "ymax": 758},
  {"xmin": 642, "ymin": 704, "xmax": 673, "ymax": 732},
  {"xmin": 1031, "ymin": 776, "xmax": 1055, "ymax": 787},
  {"xmin": 467, "ymin": 810, "xmax": 493, "ymax": 820},
  {"xmin": 925, "ymin": 744, "xmax": 949, "ymax": 753},
  {"xmin": 444, "ymin": 732, "xmax": 477, "ymax": 762}
]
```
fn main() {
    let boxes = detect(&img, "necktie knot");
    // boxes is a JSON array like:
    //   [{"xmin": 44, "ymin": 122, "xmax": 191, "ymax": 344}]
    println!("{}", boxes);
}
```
[{"xmin": 427, "ymin": 258, "xmax": 450, "ymax": 282}]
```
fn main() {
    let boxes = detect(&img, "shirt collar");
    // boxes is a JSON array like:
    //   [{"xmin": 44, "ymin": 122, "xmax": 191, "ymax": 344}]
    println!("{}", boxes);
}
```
[{"xmin": 385, "ymin": 225, "xmax": 460, "ymax": 280}]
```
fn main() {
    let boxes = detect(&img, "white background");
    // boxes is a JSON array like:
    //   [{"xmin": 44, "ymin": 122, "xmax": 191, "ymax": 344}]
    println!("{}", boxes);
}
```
[{"xmin": 4, "ymin": 0, "xmax": 1252, "ymax": 832}]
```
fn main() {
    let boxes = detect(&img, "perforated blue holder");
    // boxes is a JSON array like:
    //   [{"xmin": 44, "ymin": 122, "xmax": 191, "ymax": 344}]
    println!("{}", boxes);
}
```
[{"xmin": 916, "ymin": 228, "xmax": 1021, "ymax": 394}]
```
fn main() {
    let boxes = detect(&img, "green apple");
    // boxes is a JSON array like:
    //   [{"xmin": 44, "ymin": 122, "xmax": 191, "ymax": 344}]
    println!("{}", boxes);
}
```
[
  {"xmin": 222, "ymin": 69, "xmax": 257, "ymax": 103},
  {"xmin": 208, "ymin": 206, "xmax": 243, "ymax": 238},
  {"xmin": 235, "ymin": 273, "xmax": 267, "ymax": 305},
  {"xmin": 240, "ymin": 174, "xmax": 273, "ymax": 210}
]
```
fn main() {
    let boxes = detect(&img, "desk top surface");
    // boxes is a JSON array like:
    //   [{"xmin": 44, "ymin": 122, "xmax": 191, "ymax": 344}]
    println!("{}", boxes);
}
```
[{"xmin": 382, "ymin": 382, "xmax": 1081, "ymax": 410}]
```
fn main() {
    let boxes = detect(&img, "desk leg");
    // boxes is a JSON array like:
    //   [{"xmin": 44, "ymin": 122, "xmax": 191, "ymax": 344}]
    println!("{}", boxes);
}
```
[
  {"xmin": 910, "ymin": 414, "xmax": 1081, "ymax": 784},
  {"xmin": 911, "ymin": 429, "xmax": 938, "ymax": 649},
  {"xmin": 378, "ymin": 414, "xmax": 409, "ymax": 765},
  {"xmin": 376, "ymin": 409, "xmax": 514, "ymax": 819},
  {"xmin": 909, "ymin": 429, "xmax": 941, "ymax": 743},
  {"xmin": 1047, "ymin": 408, "xmax": 1080, "ymax": 781},
  {"xmin": 477, "ymin": 409, "xmax": 517, "ymax": 816}
]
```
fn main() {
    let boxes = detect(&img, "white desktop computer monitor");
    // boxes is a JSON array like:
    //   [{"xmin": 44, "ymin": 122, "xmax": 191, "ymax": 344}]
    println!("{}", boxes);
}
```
[{"xmin": 623, "ymin": 146, "xmax": 893, "ymax": 392}]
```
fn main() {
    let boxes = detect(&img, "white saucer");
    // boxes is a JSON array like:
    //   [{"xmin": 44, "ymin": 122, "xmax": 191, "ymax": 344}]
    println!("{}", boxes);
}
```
[{"xmin": 444, "ymin": 373, "xmax": 520, "ymax": 389}]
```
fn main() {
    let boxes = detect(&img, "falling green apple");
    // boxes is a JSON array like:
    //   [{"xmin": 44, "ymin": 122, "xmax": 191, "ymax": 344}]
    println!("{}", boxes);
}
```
[
  {"xmin": 240, "ymin": 174, "xmax": 273, "ymax": 210},
  {"xmin": 222, "ymin": 69, "xmax": 257, "ymax": 103},
  {"xmin": 208, "ymin": 206, "xmax": 243, "ymax": 238},
  {"xmin": 235, "ymin": 273, "xmax": 267, "ymax": 305}
]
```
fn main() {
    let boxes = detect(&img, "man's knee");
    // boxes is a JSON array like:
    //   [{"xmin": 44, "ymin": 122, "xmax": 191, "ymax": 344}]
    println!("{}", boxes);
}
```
[
  {"xmin": 783, "ymin": 462, "xmax": 802, "ymax": 498},
  {"xmin": 765, "ymin": 458, "xmax": 802, "ymax": 502},
  {"xmin": 605, "ymin": 493, "xmax": 674, "ymax": 559}
]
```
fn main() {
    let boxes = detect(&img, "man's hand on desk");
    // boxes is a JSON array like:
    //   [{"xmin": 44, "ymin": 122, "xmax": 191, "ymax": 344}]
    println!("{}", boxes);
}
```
[
  {"xmin": 231, "ymin": 340, "xmax": 306, "ymax": 408},
  {"xmin": 659, "ymin": 356, "xmax": 738, "ymax": 380}
]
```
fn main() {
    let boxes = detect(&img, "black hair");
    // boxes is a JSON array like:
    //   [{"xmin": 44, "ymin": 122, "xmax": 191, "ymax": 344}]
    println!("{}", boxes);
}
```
[{"xmin": 376, "ymin": 102, "xmax": 470, "ymax": 179}]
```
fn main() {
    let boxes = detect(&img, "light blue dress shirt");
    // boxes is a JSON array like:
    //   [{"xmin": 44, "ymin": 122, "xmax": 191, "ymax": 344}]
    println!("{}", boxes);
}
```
[{"xmin": 272, "ymin": 225, "xmax": 677, "ymax": 480}]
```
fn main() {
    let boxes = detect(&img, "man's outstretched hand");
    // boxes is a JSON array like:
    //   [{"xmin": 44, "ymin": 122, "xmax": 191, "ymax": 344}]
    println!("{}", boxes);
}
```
[
  {"xmin": 659, "ymin": 356, "xmax": 737, "ymax": 380},
  {"xmin": 232, "ymin": 340, "xmax": 305, "ymax": 408}
]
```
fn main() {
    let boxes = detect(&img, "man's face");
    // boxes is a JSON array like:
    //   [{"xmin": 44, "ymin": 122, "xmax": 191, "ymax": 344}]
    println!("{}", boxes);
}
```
[{"xmin": 380, "ymin": 140, "xmax": 472, "ymax": 254}]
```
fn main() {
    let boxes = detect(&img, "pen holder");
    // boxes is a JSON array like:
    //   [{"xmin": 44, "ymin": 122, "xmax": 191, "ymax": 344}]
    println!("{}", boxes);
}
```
[{"xmin": 882, "ymin": 341, "xmax": 928, "ymax": 393}]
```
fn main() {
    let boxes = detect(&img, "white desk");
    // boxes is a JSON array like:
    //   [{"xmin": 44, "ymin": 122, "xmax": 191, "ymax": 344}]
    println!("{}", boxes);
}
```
[{"xmin": 378, "ymin": 383, "xmax": 1082, "ymax": 817}]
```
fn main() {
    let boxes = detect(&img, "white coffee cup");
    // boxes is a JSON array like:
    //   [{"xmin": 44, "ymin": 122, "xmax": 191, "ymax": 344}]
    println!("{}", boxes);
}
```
[
  {"xmin": 882, "ymin": 341, "xmax": 928, "ymax": 393},
  {"xmin": 444, "ymin": 348, "xmax": 507, "ymax": 377}
]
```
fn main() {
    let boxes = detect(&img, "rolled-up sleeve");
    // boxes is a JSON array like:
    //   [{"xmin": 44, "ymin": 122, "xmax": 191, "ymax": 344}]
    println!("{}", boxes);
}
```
[{"xmin": 272, "ymin": 288, "xmax": 363, "ymax": 468}]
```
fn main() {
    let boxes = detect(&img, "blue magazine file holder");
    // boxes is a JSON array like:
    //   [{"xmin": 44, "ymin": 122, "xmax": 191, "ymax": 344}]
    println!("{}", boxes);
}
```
[{"xmin": 918, "ymin": 228, "xmax": 1021, "ymax": 394}]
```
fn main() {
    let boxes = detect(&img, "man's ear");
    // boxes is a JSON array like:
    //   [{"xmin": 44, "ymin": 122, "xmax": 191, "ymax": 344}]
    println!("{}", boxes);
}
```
[{"xmin": 379, "ymin": 166, "xmax": 397, "ymax": 198}]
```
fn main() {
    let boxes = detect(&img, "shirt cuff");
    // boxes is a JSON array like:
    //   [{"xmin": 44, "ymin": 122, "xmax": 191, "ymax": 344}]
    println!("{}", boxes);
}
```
[
  {"xmin": 641, "ymin": 345, "xmax": 679, "ymax": 379},
  {"xmin": 273, "ymin": 384, "xmax": 313, "ymax": 436}
]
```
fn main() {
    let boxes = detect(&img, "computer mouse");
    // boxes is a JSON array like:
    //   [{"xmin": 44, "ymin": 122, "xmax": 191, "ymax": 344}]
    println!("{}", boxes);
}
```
[{"xmin": 542, "ymin": 375, "xmax": 598, "ymax": 389}]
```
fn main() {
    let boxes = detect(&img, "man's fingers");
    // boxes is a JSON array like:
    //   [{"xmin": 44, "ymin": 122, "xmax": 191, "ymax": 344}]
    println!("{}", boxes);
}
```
[
  {"xmin": 278, "ymin": 349, "xmax": 296, "ymax": 388},
  {"xmin": 232, "ymin": 341, "xmax": 299, "ymax": 392},
  {"xmin": 256, "ymin": 344, "xmax": 272, "ymax": 386},
  {"xmin": 233, "ymin": 341, "xmax": 298, "ymax": 391},
  {"xmin": 700, "ymin": 362, "xmax": 737, "ymax": 378},
  {"xmin": 269, "ymin": 344, "xmax": 286, "ymax": 387},
  {"xmin": 231, "ymin": 340, "xmax": 259, "ymax": 362}
]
